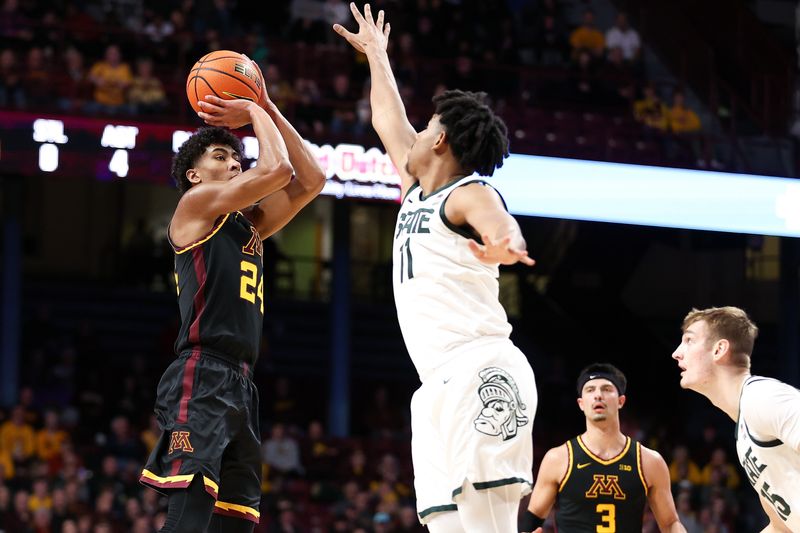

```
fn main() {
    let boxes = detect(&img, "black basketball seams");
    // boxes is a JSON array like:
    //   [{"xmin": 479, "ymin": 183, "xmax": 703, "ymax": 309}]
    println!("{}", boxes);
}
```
[
  {"xmin": 193, "ymin": 55, "xmax": 242, "ymax": 65},
  {"xmin": 187, "ymin": 66, "xmax": 260, "ymax": 97},
  {"xmin": 196, "ymin": 76, "xmax": 222, "ymax": 98},
  {"xmin": 186, "ymin": 74, "xmax": 223, "ymax": 104}
]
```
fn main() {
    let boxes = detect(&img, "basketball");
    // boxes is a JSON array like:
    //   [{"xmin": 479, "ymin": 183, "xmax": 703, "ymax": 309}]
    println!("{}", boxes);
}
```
[{"xmin": 186, "ymin": 50, "xmax": 263, "ymax": 114}]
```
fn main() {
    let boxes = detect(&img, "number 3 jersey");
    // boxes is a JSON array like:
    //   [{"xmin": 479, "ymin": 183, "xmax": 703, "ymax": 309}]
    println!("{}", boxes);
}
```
[
  {"xmin": 736, "ymin": 376, "xmax": 800, "ymax": 531},
  {"xmin": 171, "ymin": 211, "xmax": 264, "ymax": 367},
  {"xmin": 556, "ymin": 436, "xmax": 647, "ymax": 533},
  {"xmin": 392, "ymin": 177, "xmax": 513, "ymax": 381}
]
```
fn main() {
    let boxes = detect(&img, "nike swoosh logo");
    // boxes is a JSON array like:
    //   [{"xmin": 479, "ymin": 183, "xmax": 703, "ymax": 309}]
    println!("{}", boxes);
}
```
[
  {"xmin": 577, "ymin": 462, "xmax": 592, "ymax": 469},
  {"xmin": 443, "ymin": 378, "xmax": 451, "ymax": 384}
]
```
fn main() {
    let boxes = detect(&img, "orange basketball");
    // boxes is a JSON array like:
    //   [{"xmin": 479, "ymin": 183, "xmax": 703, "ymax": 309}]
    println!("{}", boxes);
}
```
[{"xmin": 186, "ymin": 50, "xmax": 263, "ymax": 114}]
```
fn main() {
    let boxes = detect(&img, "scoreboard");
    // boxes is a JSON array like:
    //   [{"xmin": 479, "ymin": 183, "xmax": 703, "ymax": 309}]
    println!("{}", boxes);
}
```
[{"xmin": 0, "ymin": 111, "xmax": 402, "ymax": 202}]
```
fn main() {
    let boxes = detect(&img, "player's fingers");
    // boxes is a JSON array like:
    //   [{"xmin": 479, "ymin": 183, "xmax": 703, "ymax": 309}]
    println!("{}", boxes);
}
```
[
  {"xmin": 364, "ymin": 3, "xmax": 374, "ymax": 24},
  {"xmin": 512, "ymin": 249, "xmax": 535, "ymax": 266},
  {"xmin": 384, "ymin": 22, "xmax": 391, "ymax": 37},
  {"xmin": 197, "ymin": 101, "xmax": 221, "ymax": 114},
  {"xmin": 203, "ymin": 94, "xmax": 226, "ymax": 106},
  {"xmin": 376, "ymin": 9, "xmax": 384, "ymax": 29},
  {"xmin": 333, "ymin": 24, "xmax": 352, "ymax": 37},
  {"xmin": 467, "ymin": 239, "xmax": 485, "ymax": 256},
  {"xmin": 349, "ymin": 2, "xmax": 367, "ymax": 25},
  {"xmin": 333, "ymin": 24, "xmax": 361, "ymax": 47},
  {"xmin": 197, "ymin": 112, "xmax": 220, "ymax": 125}
]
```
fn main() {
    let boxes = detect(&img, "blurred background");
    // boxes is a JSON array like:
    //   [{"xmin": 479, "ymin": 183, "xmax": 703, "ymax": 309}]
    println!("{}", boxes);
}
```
[{"xmin": 1, "ymin": 0, "xmax": 799, "ymax": 531}]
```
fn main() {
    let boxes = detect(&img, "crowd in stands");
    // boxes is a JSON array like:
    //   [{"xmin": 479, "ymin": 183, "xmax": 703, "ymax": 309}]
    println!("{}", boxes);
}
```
[{"xmin": 0, "ymin": 0, "xmax": 710, "ymax": 168}]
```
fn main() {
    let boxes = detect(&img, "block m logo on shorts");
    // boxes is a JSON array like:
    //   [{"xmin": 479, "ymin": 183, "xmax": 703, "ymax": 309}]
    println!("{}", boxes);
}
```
[
  {"xmin": 168, "ymin": 431, "xmax": 194, "ymax": 454},
  {"xmin": 585, "ymin": 475, "xmax": 626, "ymax": 500}
]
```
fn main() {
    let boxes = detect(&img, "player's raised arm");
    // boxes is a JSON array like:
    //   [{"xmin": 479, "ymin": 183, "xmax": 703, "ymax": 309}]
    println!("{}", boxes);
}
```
[
  {"xmin": 249, "ymin": 101, "xmax": 326, "ymax": 238},
  {"xmin": 182, "ymin": 99, "xmax": 292, "ymax": 219},
  {"xmin": 520, "ymin": 445, "xmax": 567, "ymax": 533},
  {"xmin": 333, "ymin": 3, "xmax": 417, "ymax": 198},
  {"xmin": 641, "ymin": 447, "xmax": 687, "ymax": 533},
  {"xmin": 198, "ymin": 67, "xmax": 326, "ymax": 238},
  {"xmin": 445, "ymin": 183, "xmax": 535, "ymax": 266}
]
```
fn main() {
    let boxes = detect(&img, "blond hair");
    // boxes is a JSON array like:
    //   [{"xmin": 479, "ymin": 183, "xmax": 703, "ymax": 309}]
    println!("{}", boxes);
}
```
[{"xmin": 682, "ymin": 306, "xmax": 758, "ymax": 368}]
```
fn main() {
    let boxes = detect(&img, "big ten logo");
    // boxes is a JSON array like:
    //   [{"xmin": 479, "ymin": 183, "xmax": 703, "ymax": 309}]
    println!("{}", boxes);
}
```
[
  {"xmin": 395, "ymin": 208, "xmax": 434, "ymax": 237},
  {"xmin": 168, "ymin": 431, "xmax": 194, "ymax": 454},
  {"xmin": 234, "ymin": 62, "xmax": 262, "ymax": 89},
  {"xmin": 619, "ymin": 464, "xmax": 632, "ymax": 472},
  {"xmin": 585, "ymin": 475, "xmax": 626, "ymax": 500}
]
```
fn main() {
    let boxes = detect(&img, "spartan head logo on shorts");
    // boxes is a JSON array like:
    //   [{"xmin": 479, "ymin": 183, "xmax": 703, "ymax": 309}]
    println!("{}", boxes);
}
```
[{"xmin": 473, "ymin": 367, "xmax": 529, "ymax": 440}]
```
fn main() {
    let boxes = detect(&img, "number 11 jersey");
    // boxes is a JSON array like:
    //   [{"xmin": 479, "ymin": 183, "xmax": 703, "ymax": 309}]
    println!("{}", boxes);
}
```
[{"xmin": 392, "ymin": 177, "xmax": 512, "ymax": 381}]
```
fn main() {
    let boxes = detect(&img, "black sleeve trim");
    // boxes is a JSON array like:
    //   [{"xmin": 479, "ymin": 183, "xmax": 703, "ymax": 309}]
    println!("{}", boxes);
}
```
[
  {"xmin": 401, "ymin": 181, "xmax": 420, "ymax": 204},
  {"xmin": 439, "ymin": 180, "xmax": 508, "ymax": 243}
]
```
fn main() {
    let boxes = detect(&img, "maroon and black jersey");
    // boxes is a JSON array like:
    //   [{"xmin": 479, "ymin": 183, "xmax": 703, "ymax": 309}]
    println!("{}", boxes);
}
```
[
  {"xmin": 172, "ymin": 211, "xmax": 264, "ymax": 367},
  {"xmin": 555, "ymin": 435, "xmax": 648, "ymax": 533}
]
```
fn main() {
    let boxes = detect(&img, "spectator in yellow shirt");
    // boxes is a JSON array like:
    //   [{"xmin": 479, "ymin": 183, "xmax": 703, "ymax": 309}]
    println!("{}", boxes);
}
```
[
  {"xmin": 668, "ymin": 90, "xmax": 701, "ymax": 133},
  {"xmin": 570, "ymin": 10, "xmax": 605, "ymax": 59},
  {"xmin": 699, "ymin": 447, "xmax": 740, "ymax": 489},
  {"xmin": 28, "ymin": 478, "xmax": 52, "ymax": 512},
  {"xmin": 87, "ymin": 44, "xmax": 132, "ymax": 114},
  {"xmin": 0, "ymin": 448, "xmax": 14, "ymax": 479},
  {"xmin": 36, "ymin": 410, "xmax": 68, "ymax": 463},
  {"xmin": 140, "ymin": 414, "xmax": 160, "ymax": 454},
  {"xmin": 0, "ymin": 405, "xmax": 35, "ymax": 464},
  {"xmin": 668, "ymin": 445, "xmax": 703, "ymax": 487},
  {"xmin": 633, "ymin": 84, "xmax": 668, "ymax": 132},
  {"xmin": 128, "ymin": 57, "xmax": 167, "ymax": 115}
]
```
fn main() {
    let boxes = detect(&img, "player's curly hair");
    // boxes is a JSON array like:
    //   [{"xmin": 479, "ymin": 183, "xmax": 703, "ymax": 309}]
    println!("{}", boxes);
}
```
[
  {"xmin": 171, "ymin": 127, "xmax": 243, "ymax": 194},
  {"xmin": 432, "ymin": 90, "xmax": 510, "ymax": 177}
]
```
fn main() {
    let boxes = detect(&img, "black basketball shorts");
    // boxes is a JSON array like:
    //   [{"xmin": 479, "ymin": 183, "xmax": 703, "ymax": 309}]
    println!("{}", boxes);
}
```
[{"xmin": 139, "ymin": 350, "xmax": 261, "ymax": 523}]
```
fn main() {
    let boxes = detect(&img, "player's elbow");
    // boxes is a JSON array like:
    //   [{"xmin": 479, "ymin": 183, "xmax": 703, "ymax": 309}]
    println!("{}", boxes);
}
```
[
  {"xmin": 256, "ymin": 160, "xmax": 293, "ymax": 191},
  {"xmin": 307, "ymin": 168, "xmax": 327, "ymax": 194}
]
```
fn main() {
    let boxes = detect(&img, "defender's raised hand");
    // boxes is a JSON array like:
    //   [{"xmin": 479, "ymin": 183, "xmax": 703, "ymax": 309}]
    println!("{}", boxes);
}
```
[
  {"xmin": 333, "ymin": 3, "xmax": 390, "ymax": 53},
  {"xmin": 468, "ymin": 234, "xmax": 536, "ymax": 266}
]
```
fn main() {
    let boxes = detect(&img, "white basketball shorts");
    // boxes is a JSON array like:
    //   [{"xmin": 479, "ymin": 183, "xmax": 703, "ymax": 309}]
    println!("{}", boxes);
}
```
[{"xmin": 410, "ymin": 340, "xmax": 537, "ymax": 523}]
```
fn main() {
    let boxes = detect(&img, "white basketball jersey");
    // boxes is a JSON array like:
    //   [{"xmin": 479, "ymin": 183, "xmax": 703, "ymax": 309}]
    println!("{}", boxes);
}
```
[
  {"xmin": 736, "ymin": 376, "xmax": 800, "ymax": 531},
  {"xmin": 392, "ymin": 177, "xmax": 513, "ymax": 381}
]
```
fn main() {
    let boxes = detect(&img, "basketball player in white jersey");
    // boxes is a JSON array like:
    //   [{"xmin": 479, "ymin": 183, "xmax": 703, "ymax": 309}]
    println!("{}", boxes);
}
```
[
  {"xmin": 672, "ymin": 306, "xmax": 800, "ymax": 533},
  {"xmin": 335, "ymin": 4, "xmax": 537, "ymax": 532}
]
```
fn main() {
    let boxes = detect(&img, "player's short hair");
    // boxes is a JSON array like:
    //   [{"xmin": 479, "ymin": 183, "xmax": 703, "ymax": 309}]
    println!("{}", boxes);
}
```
[
  {"xmin": 432, "ymin": 90, "xmax": 509, "ymax": 177},
  {"xmin": 171, "ymin": 127, "xmax": 243, "ymax": 195},
  {"xmin": 576, "ymin": 363, "xmax": 627, "ymax": 397},
  {"xmin": 682, "ymin": 306, "xmax": 758, "ymax": 368}
]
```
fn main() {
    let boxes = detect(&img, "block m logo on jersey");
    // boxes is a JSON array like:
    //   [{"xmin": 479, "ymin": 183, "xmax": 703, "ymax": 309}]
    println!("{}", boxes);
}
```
[
  {"xmin": 168, "ymin": 431, "xmax": 194, "ymax": 454},
  {"xmin": 585, "ymin": 475, "xmax": 626, "ymax": 500}
]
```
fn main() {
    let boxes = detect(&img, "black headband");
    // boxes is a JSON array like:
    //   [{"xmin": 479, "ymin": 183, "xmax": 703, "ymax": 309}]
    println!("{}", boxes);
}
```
[{"xmin": 576, "ymin": 371, "xmax": 625, "ymax": 396}]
